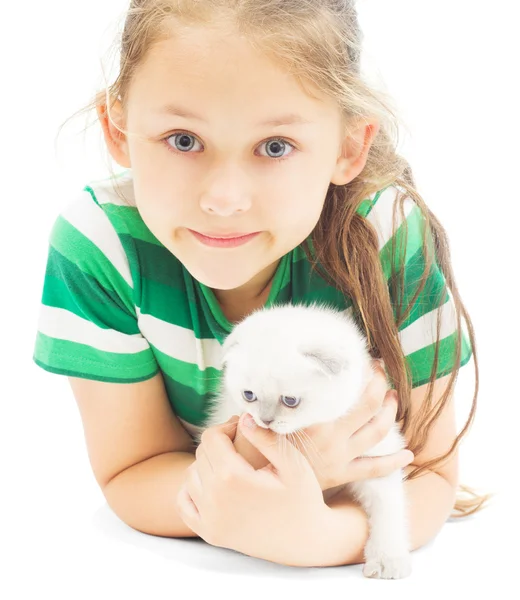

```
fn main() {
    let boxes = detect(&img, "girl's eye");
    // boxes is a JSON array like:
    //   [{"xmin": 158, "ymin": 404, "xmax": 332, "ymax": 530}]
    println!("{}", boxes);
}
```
[{"xmin": 163, "ymin": 132, "xmax": 296, "ymax": 162}]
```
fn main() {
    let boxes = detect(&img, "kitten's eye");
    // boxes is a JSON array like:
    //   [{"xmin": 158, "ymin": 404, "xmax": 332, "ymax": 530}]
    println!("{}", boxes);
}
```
[
  {"xmin": 242, "ymin": 390, "xmax": 257, "ymax": 402},
  {"xmin": 281, "ymin": 395, "xmax": 300, "ymax": 408}
]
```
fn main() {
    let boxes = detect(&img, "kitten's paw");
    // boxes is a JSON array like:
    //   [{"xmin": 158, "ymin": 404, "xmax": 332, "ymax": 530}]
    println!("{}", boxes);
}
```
[{"xmin": 362, "ymin": 553, "xmax": 412, "ymax": 580}]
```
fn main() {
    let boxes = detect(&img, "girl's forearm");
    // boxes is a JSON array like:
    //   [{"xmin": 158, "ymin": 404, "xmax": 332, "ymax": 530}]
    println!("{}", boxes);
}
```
[
  {"xmin": 103, "ymin": 451, "xmax": 199, "ymax": 538},
  {"xmin": 293, "ymin": 465, "xmax": 458, "ymax": 568}
]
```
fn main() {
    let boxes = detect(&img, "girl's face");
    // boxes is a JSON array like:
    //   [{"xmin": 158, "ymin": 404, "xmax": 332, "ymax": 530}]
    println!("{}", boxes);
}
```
[{"xmin": 107, "ymin": 24, "xmax": 377, "ymax": 295}]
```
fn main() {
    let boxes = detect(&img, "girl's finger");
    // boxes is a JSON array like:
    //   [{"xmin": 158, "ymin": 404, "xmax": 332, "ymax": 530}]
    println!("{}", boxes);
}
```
[
  {"xmin": 199, "ymin": 420, "xmax": 250, "ymax": 477},
  {"xmin": 239, "ymin": 412, "xmax": 314, "ymax": 485},
  {"xmin": 177, "ymin": 486, "xmax": 200, "ymax": 520},
  {"xmin": 339, "ymin": 364, "xmax": 389, "ymax": 437},
  {"xmin": 216, "ymin": 415, "xmax": 240, "ymax": 440},
  {"xmin": 299, "ymin": 420, "xmax": 334, "ymax": 445},
  {"xmin": 348, "ymin": 392, "xmax": 399, "ymax": 458},
  {"xmin": 347, "ymin": 451, "xmax": 414, "ymax": 483},
  {"xmin": 183, "ymin": 461, "xmax": 204, "ymax": 508}
]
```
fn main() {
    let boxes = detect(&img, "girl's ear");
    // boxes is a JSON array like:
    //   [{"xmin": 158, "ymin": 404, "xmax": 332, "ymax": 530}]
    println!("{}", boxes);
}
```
[
  {"xmin": 96, "ymin": 94, "xmax": 131, "ymax": 168},
  {"xmin": 330, "ymin": 117, "xmax": 380, "ymax": 186}
]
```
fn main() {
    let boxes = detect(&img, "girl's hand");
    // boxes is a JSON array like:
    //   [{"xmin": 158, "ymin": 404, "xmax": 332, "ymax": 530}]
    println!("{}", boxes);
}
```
[
  {"xmin": 177, "ymin": 415, "xmax": 330, "ymax": 565},
  {"xmin": 296, "ymin": 361, "xmax": 415, "ymax": 494}
]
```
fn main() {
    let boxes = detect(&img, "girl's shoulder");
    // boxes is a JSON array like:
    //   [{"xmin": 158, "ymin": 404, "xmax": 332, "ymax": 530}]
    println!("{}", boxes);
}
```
[
  {"xmin": 84, "ymin": 169, "xmax": 137, "ymax": 209},
  {"xmin": 356, "ymin": 183, "xmax": 410, "ymax": 219},
  {"xmin": 54, "ymin": 169, "xmax": 138, "ymax": 245},
  {"xmin": 72, "ymin": 169, "xmax": 162, "ymax": 249},
  {"xmin": 357, "ymin": 184, "xmax": 424, "ymax": 263}
]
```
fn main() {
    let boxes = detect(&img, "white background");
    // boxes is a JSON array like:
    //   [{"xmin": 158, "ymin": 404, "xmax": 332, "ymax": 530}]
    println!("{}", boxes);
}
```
[{"xmin": 1, "ymin": 0, "xmax": 518, "ymax": 597}]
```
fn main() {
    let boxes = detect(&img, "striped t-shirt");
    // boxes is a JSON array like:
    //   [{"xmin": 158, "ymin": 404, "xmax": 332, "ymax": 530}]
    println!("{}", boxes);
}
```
[{"xmin": 33, "ymin": 170, "xmax": 472, "ymax": 440}]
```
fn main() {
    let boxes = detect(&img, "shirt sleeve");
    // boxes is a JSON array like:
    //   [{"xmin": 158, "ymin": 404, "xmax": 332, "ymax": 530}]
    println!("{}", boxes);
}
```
[
  {"xmin": 366, "ymin": 185, "xmax": 473, "ymax": 389},
  {"xmin": 32, "ymin": 188, "xmax": 159, "ymax": 384}
]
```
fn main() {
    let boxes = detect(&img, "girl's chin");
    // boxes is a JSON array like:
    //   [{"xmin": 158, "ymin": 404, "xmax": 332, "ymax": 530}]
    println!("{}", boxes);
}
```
[{"xmin": 189, "ymin": 269, "xmax": 253, "ymax": 291}]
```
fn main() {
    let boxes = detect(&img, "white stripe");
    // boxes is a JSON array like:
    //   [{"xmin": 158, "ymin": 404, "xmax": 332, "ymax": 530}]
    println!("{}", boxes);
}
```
[
  {"xmin": 136, "ymin": 307, "xmax": 357, "ymax": 372},
  {"xmin": 341, "ymin": 306, "xmax": 354, "ymax": 318},
  {"xmin": 37, "ymin": 305, "xmax": 151, "ymax": 354},
  {"xmin": 61, "ymin": 190, "xmax": 133, "ymax": 288},
  {"xmin": 88, "ymin": 171, "xmax": 137, "ymax": 207},
  {"xmin": 398, "ymin": 295, "xmax": 461, "ymax": 356},
  {"xmin": 136, "ymin": 308, "xmax": 224, "ymax": 370},
  {"xmin": 367, "ymin": 186, "xmax": 416, "ymax": 251}
]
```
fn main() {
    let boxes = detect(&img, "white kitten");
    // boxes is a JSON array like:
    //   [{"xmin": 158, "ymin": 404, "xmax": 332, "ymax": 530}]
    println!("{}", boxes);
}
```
[{"xmin": 196, "ymin": 301, "xmax": 412, "ymax": 579}]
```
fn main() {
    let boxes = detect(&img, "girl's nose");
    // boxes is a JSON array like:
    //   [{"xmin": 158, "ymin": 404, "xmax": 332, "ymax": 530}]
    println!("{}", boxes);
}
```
[{"xmin": 200, "ymin": 193, "xmax": 251, "ymax": 216}]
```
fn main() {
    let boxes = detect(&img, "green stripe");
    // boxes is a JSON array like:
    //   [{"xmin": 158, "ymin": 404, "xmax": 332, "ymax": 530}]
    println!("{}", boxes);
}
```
[
  {"xmin": 379, "ymin": 205, "xmax": 429, "ymax": 282},
  {"xmin": 33, "ymin": 358, "xmax": 157, "ymax": 384},
  {"xmin": 99, "ymin": 202, "xmax": 164, "ymax": 246},
  {"xmin": 151, "ymin": 345, "xmax": 221, "ymax": 394},
  {"xmin": 139, "ymin": 273, "xmax": 202, "ymax": 333},
  {"xmin": 356, "ymin": 186, "xmax": 389, "ymax": 218},
  {"xmin": 49, "ymin": 216, "xmax": 135, "ymax": 316},
  {"xmin": 288, "ymin": 247, "xmax": 352, "ymax": 309},
  {"xmin": 162, "ymin": 371, "xmax": 219, "ymax": 426},
  {"xmin": 33, "ymin": 332, "xmax": 158, "ymax": 380},
  {"xmin": 401, "ymin": 329, "xmax": 473, "ymax": 389},
  {"xmin": 391, "ymin": 247, "xmax": 451, "ymax": 331},
  {"xmin": 42, "ymin": 248, "xmax": 140, "ymax": 334}
]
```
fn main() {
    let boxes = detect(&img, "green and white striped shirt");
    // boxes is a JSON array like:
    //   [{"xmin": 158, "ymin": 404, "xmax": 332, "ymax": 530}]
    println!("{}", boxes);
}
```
[{"xmin": 33, "ymin": 170, "xmax": 472, "ymax": 439}]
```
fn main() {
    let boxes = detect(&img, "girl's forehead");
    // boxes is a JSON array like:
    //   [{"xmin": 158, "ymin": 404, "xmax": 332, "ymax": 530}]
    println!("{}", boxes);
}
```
[{"xmin": 128, "ymin": 33, "xmax": 340, "ymax": 124}]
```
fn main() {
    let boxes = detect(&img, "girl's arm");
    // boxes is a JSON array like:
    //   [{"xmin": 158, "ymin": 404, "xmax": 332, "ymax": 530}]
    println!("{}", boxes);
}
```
[
  {"xmin": 70, "ymin": 373, "xmax": 289, "ymax": 539},
  {"xmin": 103, "ymin": 451, "xmax": 199, "ymax": 537},
  {"xmin": 276, "ymin": 375, "xmax": 462, "ymax": 567},
  {"xmin": 68, "ymin": 373, "xmax": 201, "ymax": 538},
  {"xmin": 309, "ymin": 464, "xmax": 458, "ymax": 567}
]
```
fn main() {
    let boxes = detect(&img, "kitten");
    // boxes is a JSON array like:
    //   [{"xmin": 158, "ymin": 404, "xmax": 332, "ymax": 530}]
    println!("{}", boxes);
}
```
[{"xmin": 196, "ymin": 301, "xmax": 412, "ymax": 579}]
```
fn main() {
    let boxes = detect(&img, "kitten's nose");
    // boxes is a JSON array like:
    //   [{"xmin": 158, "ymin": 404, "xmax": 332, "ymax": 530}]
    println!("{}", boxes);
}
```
[{"xmin": 260, "ymin": 418, "xmax": 274, "ymax": 427}]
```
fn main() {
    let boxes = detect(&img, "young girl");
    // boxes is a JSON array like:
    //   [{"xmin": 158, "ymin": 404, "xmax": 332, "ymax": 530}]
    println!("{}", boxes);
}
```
[{"xmin": 33, "ymin": 0, "xmax": 492, "ymax": 568}]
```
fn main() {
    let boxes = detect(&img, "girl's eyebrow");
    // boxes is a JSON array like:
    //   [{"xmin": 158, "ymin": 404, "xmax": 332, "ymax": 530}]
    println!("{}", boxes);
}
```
[{"xmin": 153, "ymin": 104, "xmax": 314, "ymax": 128}]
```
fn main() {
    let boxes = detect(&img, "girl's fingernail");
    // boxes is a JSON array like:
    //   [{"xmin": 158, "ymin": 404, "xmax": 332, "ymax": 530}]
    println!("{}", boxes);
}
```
[{"xmin": 243, "ymin": 413, "xmax": 256, "ymax": 429}]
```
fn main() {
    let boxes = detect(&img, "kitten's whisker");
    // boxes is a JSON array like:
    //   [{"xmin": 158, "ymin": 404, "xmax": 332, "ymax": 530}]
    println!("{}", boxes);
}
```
[
  {"xmin": 294, "ymin": 428, "xmax": 329, "ymax": 479},
  {"xmin": 293, "ymin": 429, "xmax": 322, "ymax": 464},
  {"xmin": 287, "ymin": 432, "xmax": 311, "ymax": 478},
  {"xmin": 283, "ymin": 434, "xmax": 298, "ymax": 475}
]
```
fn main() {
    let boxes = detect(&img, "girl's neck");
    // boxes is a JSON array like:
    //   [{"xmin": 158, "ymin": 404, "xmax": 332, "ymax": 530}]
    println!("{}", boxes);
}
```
[{"xmin": 212, "ymin": 260, "xmax": 279, "ymax": 324}]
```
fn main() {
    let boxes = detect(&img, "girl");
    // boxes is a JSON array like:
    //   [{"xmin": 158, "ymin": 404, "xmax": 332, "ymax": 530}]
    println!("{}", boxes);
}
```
[{"xmin": 33, "ymin": 0, "xmax": 492, "ymax": 568}]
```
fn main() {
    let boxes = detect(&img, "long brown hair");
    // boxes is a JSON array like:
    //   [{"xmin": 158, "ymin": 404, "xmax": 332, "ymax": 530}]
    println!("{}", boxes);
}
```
[{"xmin": 61, "ymin": 0, "xmax": 493, "ymax": 517}]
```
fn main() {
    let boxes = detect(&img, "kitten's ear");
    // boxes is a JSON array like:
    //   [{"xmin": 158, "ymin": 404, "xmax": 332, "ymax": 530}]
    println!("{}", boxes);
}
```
[{"xmin": 301, "ymin": 349, "xmax": 348, "ymax": 377}]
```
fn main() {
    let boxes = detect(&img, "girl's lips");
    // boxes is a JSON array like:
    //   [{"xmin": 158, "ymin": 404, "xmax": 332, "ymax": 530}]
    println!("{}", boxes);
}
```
[
  {"xmin": 189, "ymin": 229, "xmax": 261, "ymax": 248},
  {"xmin": 198, "ymin": 231, "xmax": 255, "ymax": 238}
]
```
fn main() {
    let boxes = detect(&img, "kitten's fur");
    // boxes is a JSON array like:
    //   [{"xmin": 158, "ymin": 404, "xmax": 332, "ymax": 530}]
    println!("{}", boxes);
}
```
[{"xmin": 196, "ymin": 302, "xmax": 412, "ymax": 579}]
